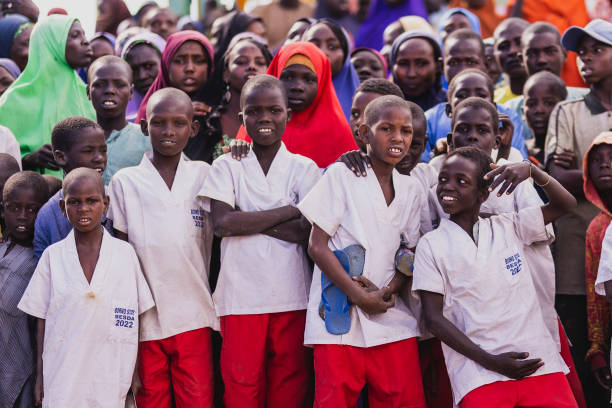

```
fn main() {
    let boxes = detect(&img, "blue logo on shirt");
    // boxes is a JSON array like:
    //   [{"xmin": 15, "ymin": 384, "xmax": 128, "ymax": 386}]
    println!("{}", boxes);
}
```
[
  {"xmin": 504, "ymin": 253, "xmax": 522, "ymax": 276},
  {"xmin": 191, "ymin": 209, "xmax": 205, "ymax": 228},
  {"xmin": 114, "ymin": 307, "xmax": 135, "ymax": 328}
]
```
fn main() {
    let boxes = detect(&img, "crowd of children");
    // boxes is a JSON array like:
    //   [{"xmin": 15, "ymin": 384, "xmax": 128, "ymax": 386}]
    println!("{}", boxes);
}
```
[{"xmin": 2, "ymin": 0, "xmax": 612, "ymax": 407}]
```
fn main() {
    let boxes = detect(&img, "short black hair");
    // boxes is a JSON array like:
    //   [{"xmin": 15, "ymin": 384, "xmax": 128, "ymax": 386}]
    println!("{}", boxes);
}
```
[
  {"xmin": 494, "ymin": 17, "xmax": 530, "ymax": 40},
  {"xmin": 364, "ymin": 95, "xmax": 410, "ymax": 126},
  {"xmin": 451, "ymin": 97, "xmax": 498, "ymax": 131},
  {"xmin": 303, "ymin": 19, "xmax": 349, "ymax": 63},
  {"xmin": 355, "ymin": 78, "xmax": 403, "ymax": 98},
  {"xmin": 51, "ymin": 117, "xmax": 102, "ymax": 152},
  {"xmin": 62, "ymin": 167, "xmax": 105, "ymax": 198},
  {"xmin": 0, "ymin": 153, "xmax": 21, "ymax": 181},
  {"xmin": 445, "ymin": 146, "xmax": 494, "ymax": 192},
  {"xmin": 223, "ymin": 38, "xmax": 273, "ymax": 68},
  {"xmin": 88, "ymin": 55, "xmax": 133, "ymax": 83},
  {"xmin": 523, "ymin": 71, "xmax": 567, "ymax": 100},
  {"xmin": 240, "ymin": 74, "xmax": 288, "ymax": 108},
  {"xmin": 444, "ymin": 28, "xmax": 486, "ymax": 62},
  {"xmin": 405, "ymin": 100, "xmax": 426, "ymax": 139},
  {"xmin": 447, "ymin": 68, "xmax": 494, "ymax": 101},
  {"xmin": 3, "ymin": 171, "xmax": 49, "ymax": 205},
  {"xmin": 521, "ymin": 22, "xmax": 561, "ymax": 48}
]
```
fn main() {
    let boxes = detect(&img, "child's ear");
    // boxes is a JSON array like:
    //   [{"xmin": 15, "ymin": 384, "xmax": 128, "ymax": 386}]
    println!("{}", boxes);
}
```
[
  {"xmin": 54, "ymin": 149, "xmax": 68, "ymax": 167},
  {"xmin": 128, "ymin": 83, "xmax": 134, "ymax": 100},
  {"xmin": 286, "ymin": 107, "xmax": 292, "ymax": 123},
  {"xmin": 445, "ymin": 103, "xmax": 452, "ymax": 118},
  {"xmin": 59, "ymin": 199, "xmax": 67, "ymax": 218},
  {"xmin": 357, "ymin": 123, "xmax": 371, "ymax": 148},
  {"xmin": 494, "ymin": 134, "xmax": 501, "ymax": 150},
  {"xmin": 446, "ymin": 133, "xmax": 453, "ymax": 151},
  {"xmin": 222, "ymin": 68, "xmax": 230, "ymax": 84},
  {"xmin": 238, "ymin": 111, "xmax": 244, "ymax": 126},
  {"xmin": 561, "ymin": 46, "xmax": 568, "ymax": 62},
  {"xmin": 190, "ymin": 119, "xmax": 200, "ymax": 139},
  {"xmin": 86, "ymin": 84, "xmax": 91, "ymax": 100},
  {"xmin": 102, "ymin": 195, "xmax": 110, "ymax": 215},
  {"xmin": 436, "ymin": 57, "xmax": 443, "ymax": 75},
  {"xmin": 140, "ymin": 119, "xmax": 149, "ymax": 136},
  {"xmin": 477, "ymin": 186, "xmax": 490, "ymax": 205}
]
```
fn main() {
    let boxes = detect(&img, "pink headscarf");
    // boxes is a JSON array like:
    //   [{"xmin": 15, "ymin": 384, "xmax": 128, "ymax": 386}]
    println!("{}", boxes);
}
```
[{"xmin": 136, "ymin": 30, "xmax": 214, "ymax": 123}]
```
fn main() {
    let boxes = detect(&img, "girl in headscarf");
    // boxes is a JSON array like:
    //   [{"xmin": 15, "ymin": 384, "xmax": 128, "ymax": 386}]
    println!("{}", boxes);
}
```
[
  {"xmin": 350, "ymin": 47, "xmax": 387, "ymax": 82},
  {"xmin": 237, "ymin": 42, "xmax": 357, "ymax": 168},
  {"xmin": 203, "ymin": 35, "xmax": 272, "ymax": 161},
  {"xmin": 302, "ymin": 19, "xmax": 360, "ymax": 122},
  {"xmin": 390, "ymin": 30, "xmax": 445, "ymax": 111},
  {"xmin": 0, "ymin": 15, "xmax": 94, "ymax": 175},
  {"xmin": 0, "ymin": 14, "xmax": 33, "ymax": 71},
  {"xmin": 438, "ymin": 7, "xmax": 481, "ymax": 44},
  {"xmin": 355, "ymin": 0, "xmax": 428, "ymax": 51},
  {"xmin": 136, "ymin": 31, "xmax": 216, "ymax": 162},
  {"xmin": 121, "ymin": 32, "xmax": 166, "ymax": 122},
  {"xmin": 0, "ymin": 58, "xmax": 20, "ymax": 96},
  {"xmin": 207, "ymin": 10, "xmax": 266, "ymax": 106}
]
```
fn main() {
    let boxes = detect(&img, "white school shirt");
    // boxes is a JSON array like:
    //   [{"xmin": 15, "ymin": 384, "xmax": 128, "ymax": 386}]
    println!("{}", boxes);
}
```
[
  {"xmin": 428, "ymin": 160, "xmax": 560, "ymax": 349},
  {"xmin": 297, "ymin": 163, "xmax": 422, "ymax": 347},
  {"xmin": 17, "ymin": 229, "xmax": 154, "ymax": 408},
  {"xmin": 594, "ymin": 223, "xmax": 612, "ymax": 403},
  {"xmin": 413, "ymin": 207, "xmax": 568, "ymax": 405},
  {"xmin": 199, "ymin": 144, "xmax": 321, "ymax": 316},
  {"xmin": 409, "ymin": 162, "xmax": 439, "ymax": 235},
  {"xmin": 107, "ymin": 152, "xmax": 218, "ymax": 341}
]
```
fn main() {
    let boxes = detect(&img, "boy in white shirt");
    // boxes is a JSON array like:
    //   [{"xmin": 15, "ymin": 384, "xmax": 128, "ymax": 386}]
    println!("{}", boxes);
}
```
[
  {"xmin": 18, "ymin": 168, "xmax": 154, "ymax": 407},
  {"xmin": 413, "ymin": 146, "xmax": 578, "ymax": 407},
  {"xmin": 201, "ymin": 75, "xmax": 320, "ymax": 407},
  {"xmin": 299, "ymin": 95, "xmax": 426, "ymax": 407},
  {"xmin": 107, "ymin": 88, "xmax": 217, "ymax": 406}
]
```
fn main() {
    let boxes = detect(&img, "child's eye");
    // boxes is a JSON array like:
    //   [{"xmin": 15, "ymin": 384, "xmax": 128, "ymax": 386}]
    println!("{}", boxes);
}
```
[{"xmin": 458, "ymin": 178, "xmax": 467, "ymax": 184}]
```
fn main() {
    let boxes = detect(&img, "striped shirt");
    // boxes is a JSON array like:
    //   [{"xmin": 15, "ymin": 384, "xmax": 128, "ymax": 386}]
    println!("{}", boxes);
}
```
[{"xmin": 0, "ymin": 242, "xmax": 38, "ymax": 408}]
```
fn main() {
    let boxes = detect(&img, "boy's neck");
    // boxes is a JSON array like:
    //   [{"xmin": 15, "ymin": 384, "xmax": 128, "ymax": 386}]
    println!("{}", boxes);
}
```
[
  {"xmin": 509, "ymin": 75, "xmax": 526, "ymax": 95},
  {"xmin": 252, "ymin": 140, "xmax": 282, "ymax": 176},
  {"xmin": 150, "ymin": 151, "xmax": 182, "ymax": 189},
  {"xmin": 601, "ymin": 190, "xmax": 612, "ymax": 214},
  {"xmin": 74, "ymin": 225, "xmax": 104, "ymax": 249},
  {"xmin": 227, "ymin": 89, "xmax": 241, "ymax": 115},
  {"xmin": 590, "ymin": 78, "xmax": 612, "ymax": 110},
  {"xmin": 450, "ymin": 209, "xmax": 480, "ymax": 242},
  {"xmin": 97, "ymin": 113, "xmax": 128, "ymax": 139}
]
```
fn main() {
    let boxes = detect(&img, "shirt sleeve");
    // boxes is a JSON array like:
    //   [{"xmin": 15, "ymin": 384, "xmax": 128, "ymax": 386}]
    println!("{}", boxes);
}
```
[
  {"xmin": 295, "ymin": 161, "xmax": 322, "ymax": 203},
  {"xmin": 510, "ymin": 206, "xmax": 549, "ymax": 245},
  {"xmin": 199, "ymin": 158, "xmax": 236, "ymax": 208},
  {"xmin": 595, "ymin": 224, "xmax": 612, "ymax": 296},
  {"xmin": 131, "ymin": 249, "xmax": 155, "ymax": 314},
  {"xmin": 401, "ymin": 179, "xmax": 423, "ymax": 248},
  {"xmin": 412, "ymin": 237, "xmax": 445, "ymax": 295},
  {"xmin": 544, "ymin": 102, "xmax": 573, "ymax": 166},
  {"xmin": 107, "ymin": 176, "xmax": 128, "ymax": 235},
  {"xmin": 297, "ymin": 164, "xmax": 347, "ymax": 237},
  {"xmin": 33, "ymin": 208, "xmax": 51, "ymax": 259},
  {"xmin": 17, "ymin": 249, "xmax": 52, "ymax": 319}
]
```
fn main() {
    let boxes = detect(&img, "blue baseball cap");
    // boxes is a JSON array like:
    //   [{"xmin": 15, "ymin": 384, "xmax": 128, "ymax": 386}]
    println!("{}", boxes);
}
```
[{"xmin": 562, "ymin": 19, "xmax": 612, "ymax": 52}]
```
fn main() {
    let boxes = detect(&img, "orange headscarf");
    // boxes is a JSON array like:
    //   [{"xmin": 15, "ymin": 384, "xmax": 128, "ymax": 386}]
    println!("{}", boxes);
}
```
[{"xmin": 237, "ymin": 42, "xmax": 357, "ymax": 168}]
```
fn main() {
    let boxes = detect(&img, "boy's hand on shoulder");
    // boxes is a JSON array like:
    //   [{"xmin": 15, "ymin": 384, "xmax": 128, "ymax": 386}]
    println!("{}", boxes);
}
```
[
  {"xmin": 338, "ymin": 149, "xmax": 370, "ymax": 177},
  {"xmin": 484, "ymin": 162, "xmax": 531, "ymax": 196},
  {"xmin": 354, "ymin": 285, "xmax": 395, "ymax": 314},
  {"xmin": 192, "ymin": 101, "xmax": 211, "ymax": 117},
  {"xmin": 229, "ymin": 139, "xmax": 250, "ymax": 160},
  {"xmin": 22, "ymin": 144, "xmax": 59, "ymax": 171},
  {"xmin": 486, "ymin": 351, "xmax": 544, "ymax": 379}
]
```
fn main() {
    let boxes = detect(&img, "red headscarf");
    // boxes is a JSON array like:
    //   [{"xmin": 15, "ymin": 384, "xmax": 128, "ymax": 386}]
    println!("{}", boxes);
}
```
[
  {"xmin": 136, "ymin": 31, "xmax": 214, "ymax": 123},
  {"xmin": 237, "ymin": 42, "xmax": 357, "ymax": 168}
]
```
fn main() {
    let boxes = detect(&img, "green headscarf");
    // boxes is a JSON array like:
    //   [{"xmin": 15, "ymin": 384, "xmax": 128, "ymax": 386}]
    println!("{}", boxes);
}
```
[{"xmin": 0, "ymin": 15, "xmax": 95, "ymax": 176}]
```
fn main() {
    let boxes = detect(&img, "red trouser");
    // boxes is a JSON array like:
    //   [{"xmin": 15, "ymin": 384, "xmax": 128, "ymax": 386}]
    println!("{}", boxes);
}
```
[
  {"xmin": 136, "ymin": 327, "xmax": 214, "ymax": 408},
  {"xmin": 418, "ymin": 338, "xmax": 453, "ymax": 408},
  {"xmin": 558, "ymin": 318, "xmax": 587, "ymax": 408},
  {"xmin": 313, "ymin": 338, "xmax": 427, "ymax": 408},
  {"xmin": 460, "ymin": 373, "xmax": 578, "ymax": 408},
  {"xmin": 220, "ymin": 311, "xmax": 312, "ymax": 408}
]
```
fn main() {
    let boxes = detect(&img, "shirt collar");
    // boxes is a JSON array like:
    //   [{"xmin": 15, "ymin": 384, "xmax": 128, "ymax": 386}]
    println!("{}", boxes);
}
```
[{"xmin": 584, "ymin": 91, "xmax": 608, "ymax": 115}]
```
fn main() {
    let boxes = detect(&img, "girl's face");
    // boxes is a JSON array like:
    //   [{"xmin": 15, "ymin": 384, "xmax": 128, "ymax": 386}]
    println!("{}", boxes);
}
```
[
  {"xmin": 247, "ymin": 20, "xmax": 267, "ymax": 40},
  {"xmin": 90, "ymin": 38, "xmax": 115, "ymax": 61},
  {"xmin": 440, "ymin": 13, "xmax": 471, "ymax": 44},
  {"xmin": 285, "ymin": 21, "xmax": 310, "ymax": 45},
  {"xmin": 392, "ymin": 38, "xmax": 438, "ymax": 99},
  {"xmin": 351, "ymin": 50, "xmax": 386, "ymax": 82},
  {"xmin": 279, "ymin": 64, "xmax": 318, "ymax": 112},
  {"xmin": 125, "ymin": 44, "xmax": 161, "ymax": 95},
  {"xmin": 65, "ymin": 21, "xmax": 93, "ymax": 69},
  {"xmin": 168, "ymin": 40, "xmax": 209, "ymax": 95},
  {"xmin": 10, "ymin": 25, "xmax": 32, "ymax": 71},
  {"xmin": 224, "ymin": 41, "xmax": 268, "ymax": 93},
  {"xmin": 303, "ymin": 24, "xmax": 344, "ymax": 77},
  {"xmin": 588, "ymin": 143, "xmax": 612, "ymax": 193},
  {"xmin": 0, "ymin": 66, "xmax": 15, "ymax": 96}
]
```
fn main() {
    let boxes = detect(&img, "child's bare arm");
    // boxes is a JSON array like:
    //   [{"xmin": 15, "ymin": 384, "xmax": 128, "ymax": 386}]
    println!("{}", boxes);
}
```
[
  {"xmin": 604, "ymin": 281, "xmax": 612, "ymax": 304},
  {"xmin": 420, "ymin": 290, "xmax": 544, "ymax": 379},
  {"xmin": 308, "ymin": 225, "xmax": 394, "ymax": 314},
  {"xmin": 114, "ymin": 230, "xmax": 128, "ymax": 242},
  {"xmin": 485, "ymin": 162, "xmax": 577, "ymax": 224},
  {"xmin": 211, "ymin": 200, "xmax": 301, "ymax": 237},
  {"xmin": 35, "ymin": 318, "xmax": 45, "ymax": 406},
  {"xmin": 262, "ymin": 216, "xmax": 312, "ymax": 245},
  {"xmin": 548, "ymin": 150, "xmax": 584, "ymax": 196}
]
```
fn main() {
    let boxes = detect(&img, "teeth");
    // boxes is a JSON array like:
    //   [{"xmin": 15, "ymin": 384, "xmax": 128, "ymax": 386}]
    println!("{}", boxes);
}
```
[
  {"xmin": 103, "ymin": 101, "xmax": 115, "ymax": 106},
  {"xmin": 442, "ymin": 196, "xmax": 457, "ymax": 201},
  {"xmin": 161, "ymin": 140, "xmax": 175, "ymax": 144},
  {"xmin": 16, "ymin": 226, "xmax": 25, "ymax": 231},
  {"xmin": 389, "ymin": 148, "xmax": 401, "ymax": 153},
  {"xmin": 258, "ymin": 128, "xmax": 272, "ymax": 133}
]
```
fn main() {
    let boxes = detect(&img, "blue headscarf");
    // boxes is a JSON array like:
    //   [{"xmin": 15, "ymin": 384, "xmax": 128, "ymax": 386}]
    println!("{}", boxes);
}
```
[
  {"xmin": 0, "ymin": 58, "xmax": 20, "ymax": 78},
  {"xmin": 355, "ymin": 0, "xmax": 428, "ymax": 51},
  {"xmin": 0, "ymin": 14, "xmax": 31, "ymax": 58},
  {"xmin": 439, "ymin": 8, "xmax": 481, "ymax": 38}
]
